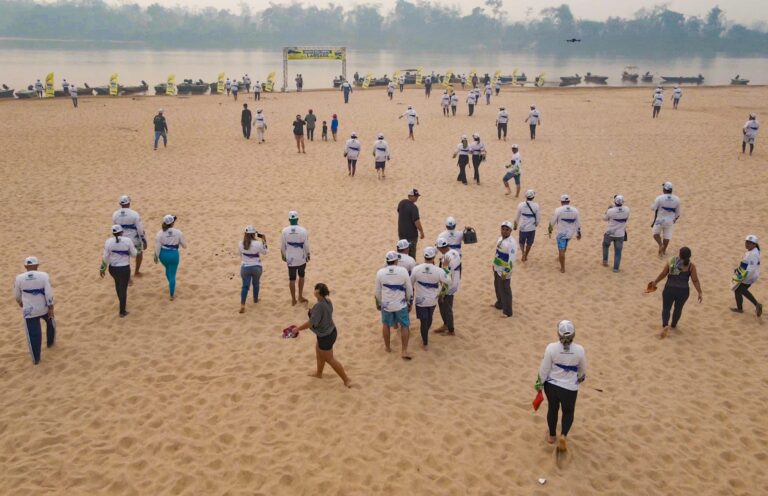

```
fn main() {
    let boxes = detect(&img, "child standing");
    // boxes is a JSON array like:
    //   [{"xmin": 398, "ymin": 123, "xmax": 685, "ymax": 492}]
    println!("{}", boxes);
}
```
[
  {"xmin": 321, "ymin": 121, "xmax": 328, "ymax": 141},
  {"xmin": 331, "ymin": 114, "xmax": 339, "ymax": 142}
]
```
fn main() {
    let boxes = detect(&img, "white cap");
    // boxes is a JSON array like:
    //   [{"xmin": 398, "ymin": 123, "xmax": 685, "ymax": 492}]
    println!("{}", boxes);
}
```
[
  {"xmin": 614, "ymin": 195, "xmax": 625, "ymax": 206},
  {"xmin": 558, "ymin": 320, "xmax": 575, "ymax": 337},
  {"xmin": 119, "ymin": 195, "xmax": 131, "ymax": 205},
  {"xmin": 407, "ymin": 188, "xmax": 420, "ymax": 197},
  {"xmin": 746, "ymin": 234, "xmax": 759, "ymax": 244},
  {"xmin": 472, "ymin": 133, "xmax": 480, "ymax": 139},
  {"xmin": 158, "ymin": 108, "xmax": 164, "ymax": 113},
  {"xmin": 663, "ymin": 181, "xmax": 673, "ymax": 191},
  {"xmin": 461, "ymin": 134, "xmax": 467, "ymax": 140},
  {"xmin": 511, "ymin": 143, "xmax": 519, "ymax": 149},
  {"xmin": 407, "ymin": 105, "xmax": 412, "ymax": 109},
  {"xmin": 531, "ymin": 104, "xmax": 536, "ymax": 108},
  {"xmin": 385, "ymin": 251, "xmax": 399, "ymax": 263},
  {"xmin": 111, "ymin": 224, "xmax": 124, "ymax": 234},
  {"xmin": 500, "ymin": 106, "xmax": 506, "ymax": 110},
  {"xmin": 288, "ymin": 210, "xmax": 299, "ymax": 220},
  {"xmin": 24, "ymin": 256, "xmax": 39, "ymax": 266},
  {"xmin": 525, "ymin": 189, "xmax": 535, "ymax": 199},
  {"xmin": 749, "ymin": 113, "xmax": 756, "ymax": 119},
  {"xmin": 445, "ymin": 216, "xmax": 456, "ymax": 228},
  {"xmin": 560, "ymin": 194, "xmax": 570, "ymax": 202},
  {"xmin": 436, "ymin": 237, "xmax": 449, "ymax": 248},
  {"xmin": 256, "ymin": 109, "xmax": 263, "ymax": 113},
  {"xmin": 501, "ymin": 221, "xmax": 513, "ymax": 229},
  {"xmin": 396, "ymin": 239, "xmax": 410, "ymax": 250},
  {"xmin": 163, "ymin": 214, "xmax": 176, "ymax": 225},
  {"xmin": 350, "ymin": 132, "xmax": 358, "ymax": 138},
  {"xmin": 377, "ymin": 133, "xmax": 384, "ymax": 139},
  {"xmin": 424, "ymin": 247, "xmax": 437, "ymax": 259},
  {"xmin": 244, "ymin": 225, "xmax": 256, "ymax": 234}
]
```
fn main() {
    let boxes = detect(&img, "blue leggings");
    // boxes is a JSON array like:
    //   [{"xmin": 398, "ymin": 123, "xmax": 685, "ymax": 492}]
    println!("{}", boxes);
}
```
[
  {"xmin": 241, "ymin": 265, "xmax": 263, "ymax": 304},
  {"xmin": 159, "ymin": 249, "xmax": 180, "ymax": 296}
]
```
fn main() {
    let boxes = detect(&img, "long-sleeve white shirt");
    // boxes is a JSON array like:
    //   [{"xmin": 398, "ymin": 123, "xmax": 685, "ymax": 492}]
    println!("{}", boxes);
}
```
[
  {"xmin": 402, "ymin": 109, "xmax": 418, "ymax": 125},
  {"xmin": 281, "ymin": 225, "xmax": 310, "ymax": 267},
  {"xmin": 515, "ymin": 201, "xmax": 540, "ymax": 232},
  {"xmin": 440, "ymin": 94, "xmax": 450, "ymax": 107},
  {"xmin": 155, "ymin": 228, "xmax": 187, "ymax": 257},
  {"xmin": 740, "ymin": 248, "xmax": 761, "ymax": 285},
  {"xmin": 373, "ymin": 139, "xmax": 390, "ymax": 161},
  {"xmin": 439, "ymin": 249, "xmax": 462, "ymax": 295},
  {"xmin": 438, "ymin": 229, "xmax": 464, "ymax": 252},
  {"xmin": 344, "ymin": 138, "xmax": 362, "ymax": 160},
  {"xmin": 411, "ymin": 263, "xmax": 450, "ymax": 308},
  {"xmin": 497, "ymin": 110, "xmax": 509, "ymax": 124},
  {"xmin": 539, "ymin": 342, "xmax": 587, "ymax": 391},
  {"xmin": 14, "ymin": 270, "xmax": 54, "ymax": 319},
  {"xmin": 550, "ymin": 205, "xmax": 581, "ymax": 239},
  {"xmin": 239, "ymin": 240, "xmax": 267, "ymax": 267},
  {"xmin": 493, "ymin": 235, "xmax": 518, "ymax": 277},
  {"xmin": 604, "ymin": 206, "xmax": 630, "ymax": 238},
  {"xmin": 652, "ymin": 93, "xmax": 664, "ymax": 107},
  {"xmin": 466, "ymin": 93, "xmax": 476, "ymax": 105},
  {"xmin": 673, "ymin": 88, "xmax": 682, "ymax": 99},
  {"xmin": 744, "ymin": 120, "xmax": 760, "ymax": 139},
  {"xmin": 103, "ymin": 236, "xmax": 137, "ymax": 267},
  {"xmin": 455, "ymin": 142, "xmax": 471, "ymax": 156},
  {"xmin": 375, "ymin": 265, "xmax": 413, "ymax": 312},
  {"xmin": 527, "ymin": 110, "xmax": 540, "ymax": 125},
  {"xmin": 254, "ymin": 113, "xmax": 267, "ymax": 128},
  {"xmin": 112, "ymin": 208, "xmax": 145, "ymax": 244},
  {"xmin": 469, "ymin": 141, "xmax": 486, "ymax": 156},
  {"xmin": 450, "ymin": 94, "xmax": 458, "ymax": 106},
  {"xmin": 651, "ymin": 194, "xmax": 681, "ymax": 226}
]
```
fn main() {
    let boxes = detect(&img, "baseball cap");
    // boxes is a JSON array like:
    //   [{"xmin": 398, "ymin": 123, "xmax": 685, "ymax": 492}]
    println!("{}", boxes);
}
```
[
  {"xmin": 350, "ymin": 132, "xmax": 358, "ymax": 138},
  {"xmin": 244, "ymin": 225, "xmax": 256, "ymax": 234},
  {"xmin": 288, "ymin": 210, "xmax": 299, "ymax": 220},
  {"xmin": 511, "ymin": 143, "xmax": 519, "ymax": 149},
  {"xmin": 500, "ymin": 106, "xmax": 506, "ymax": 110},
  {"xmin": 396, "ymin": 239, "xmax": 410, "ymax": 250},
  {"xmin": 24, "ymin": 256, "xmax": 39, "ymax": 266},
  {"xmin": 445, "ymin": 216, "xmax": 456, "ymax": 228},
  {"xmin": 424, "ymin": 247, "xmax": 437, "ymax": 259},
  {"xmin": 407, "ymin": 105, "xmax": 413, "ymax": 109},
  {"xmin": 614, "ymin": 195, "xmax": 625, "ymax": 206},
  {"xmin": 558, "ymin": 320, "xmax": 575, "ymax": 337},
  {"xmin": 377, "ymin": 133, "xmax": 384, "ymax": 139},
  {"xmin": 746, "ymin": 234, "xmax": 759, "ymax": 244},
  {"xmin": 385, "ymin": 251, "xmax": 399, "ymax": 263},
  {"xmin": 158, "ymin": 108, "xmax": 164, "ymax": 113},
  {"xmin": 530, "ymin": 104, "xmax": 536, "ymax": 108},
  {"xmin": 472, "ymin": 133, "xmax": 480, "ymax": 139},
  {"xmin": 119, "ymin": 195, "xmax": 131, "ymax": 205},
  {"xmin": 749, "ymin": 113, "xmax": 756, "ymax": 119},
  {"xmin": 111, "ymin": 224, "xmax": 124, "ymax": 234},
  {"xmin": 560, "ymin": 194, "xmax": 570, "ymax": 202},
  {"xmin": 436, "ymin": 237, "xmax": 449, "ymax": 248},
  {"xmin": 501, "ymin": 221, "xmax": 513, "ymax": 229},
  {"xmin": 256, "ymin": 109, "xmax": 263, "ymax": 113},
  {"xmin": 525, "ymin": 189, "xmax": 535, "ymax": 199},
  {"xmin": 461, "ymin": 134, "xmax": 467, "ymax": 140},
  {"xmin": 663, "ymin": 181, "xmax": 673, "ymax": 191},
  {"xmin": 407, "ymin": 188, "xmax": 420, "ymax": 197},
  {"xmin": 163, "ymin": 214, "xmax": 176, "ymax": 225}
]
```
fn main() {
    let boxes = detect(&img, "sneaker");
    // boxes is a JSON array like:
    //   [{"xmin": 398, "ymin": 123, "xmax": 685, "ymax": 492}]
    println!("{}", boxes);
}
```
[
  {"xmin": 730, "ymin": 308, "xmax": 744, "ymax": 313},
  {"xmin": 757, "ymin": 303, "xmax": 763, "ymax": 317}
]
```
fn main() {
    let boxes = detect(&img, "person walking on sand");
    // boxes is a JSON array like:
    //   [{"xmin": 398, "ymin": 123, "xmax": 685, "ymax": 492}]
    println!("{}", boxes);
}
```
[
  {"xmin": 742, "ymin": 113, "xmax": 759, "ymax": 156},
  {"xmin": 672, "ymin": 85, "xmax": 682, "ymax": 109},
  {"xmin": 424, "ymin": 75, "xmax": 432, "ymax": 98},
  {"xmin": 460, "ymin": 74, "xmax": 467, "ymax": 89},
  {"xmin": 231, "ymin": 80, "xmax": 239, "ymax": 101},
  {"xmin": 254, "ymin": 80, "xmax": 262, "ymax": 100},
  {"xmin": 470, "ymin": 133, "xmax": 486, "ymax": 185},
  {"xmin": 254, "ymin": 109, "xmax": 267, "ymax": 143},
  {"xmin": 647, "ymin": 246, "xmax": 703, "ymax": 338},
  {"xmin": 331, "ymin": 114, "xmax": 339, "ymax": 142},
  {"xmin": 495, "ymin": 78, "xmax": 502, "ymax": 96},
  {"xmin": 466, "ymin": 90, "xmax": 477, "ymax": 116},
  {"xmin": 387, "ymin": 80, "xmax": 395, "ymax": 100},
  {"xmin": 399, "ymin": 73, "xmax": 406, "ymax": 93},
  {"xmin": 35, "ymin": 79, "xmax": 43, "ymax": 98},
  {"xmin": 153, "ymin": 109, "xmax": 168, "ymax": 150},
  {"xmin": 113, "ymin": 195, "xmax": 148, "ymax": 278},
  {"xmin": 375, "ymin": 251, "xmax": 414, "ymax": 360},
  {"xmin": 281, "ymin": 211, "xmax": 310, "ymax": 306},
  {"xmin": 292, "ymin": 114, "xmax": 306, "ymax": 153},
  {"xmin": 450, "ymin": 91, "xmax": 458, "ymax": 117},
  {"xmin": 525, "ymin": 105, "xmax": 541, "ymax": 140},
  {"xmin": 344, "ymin": 132, "xmax": 361, "ymax": 177},
  {"xmin": 340, "ymin": 80, "xmax": 352, "ymax": 104},
  {"xmin": 13, "ymin": 256, "xmax": 55, "ymax": 365},
  {"xmin": 395, "ymin": 239, "xmax": 417, "ymax": 274},
  {"xmin": 241, "ymin": 103, "xmax": 252, "ymax": 139},
  {"xmin": 503, "ymin": 144, "xmax": 522, "ymax": 197},
  {"xmin": 731, "ymin": 235, "xmax": 763, "ymax": 317},
  {"xmin": 243, "ymin": 74, "xmax": 251, "ymax": 93},
  {"xmin": 397, "ymin": 189, "xmax": 425, "ymax": 258},
  {"xmin": 373, "ymin": 133, "xmax": 391, "ymax": 180},
  {"xmin": 305, "ymin": 109, "xmax": 317, "ymax": 141},
  {"xmin": 493, "ymin": 221, "xmax": 518, "ymax": 317},
  {"xmin": 399, "ymin": 105, "xmax": 419, "ymax": 140},
  {"xmin": 484, "ymin": 82, "xmax": 492, "ymax": 105},
  {"xmin": 496, "ymin": 106, "xmax": 509, "ymax": 140},
  {"xmin": 239, "ymin": 225, "xmax": 267, "ymax": 314},
  {"xmin": 548, "ymin": 194, "xmax": 581, "ymax": 273},
  {"xmin": 602, "ymin": 195, "xmax": 630, "ymax": 272},
  {"xmin": 434, "ymin": 238, "xmax": 461, "ymax": 336},
  {"xmin": 321, "ymin": 121, "xmax": 328, "ymax": 141},
  {"xmin": 453, "ymin": 135, "xmax": 471, "ymax": 185},
  {"xmin": 100, "ymin": 225, "xmax": 137, "ymax": 318},
  {"xmin": 652, "ymin": 88, "xmax": 664, "ymax": 119},
  {"xmin": 411, "ymin": 246, "xmax": 450, "ymax": 351},
  {"xmin": 441, "ymin": 90, "xmax": 450, "ymax": 117},
  {"xmin": 225, "ymin": 78, "xmax": 231, "ymax": 96},
  {"xmin": 438, "ymin": 217, "xmax": 464, "ymax": 254},
  {"xmin": 651, "ymin": 182, "xmax": 681, "ymax": 257},
  {"xmin": 294, "ymin": 283, "xmax": 352, "ymax": 387},
  {"xmin": 514, "ymin": 189, "xmax": 540, "ymax": 262},
  {"xmin": 69, "ymin": 82, "xmax": 78, "ymax": 108},
  {"xmin": 154, "ymin": 214, "xmax": 187, "ymax": 301},
  {"xmin": 537, "ymin": 320, "xmax": 587, "ymax": 452}
]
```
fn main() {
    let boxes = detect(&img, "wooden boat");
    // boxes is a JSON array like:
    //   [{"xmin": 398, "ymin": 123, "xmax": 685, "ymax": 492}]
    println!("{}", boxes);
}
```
[
  {"xmin": 641, "ymin": 72, "xmax": 654, "ymax": 83},
  {"xmin": 584, "ymin": 73, "xmax": 608, "ymax": 84},
  {"xmin": 1, "ymin": 84, "xmax": 15, "ymax": 98},
  {"xmin": 660, "ymin": 74, "xmax": 704, "ymax": 84},
  {"xmin": 730, "ymin": 75, "xmax": 749, "ymax": 85},
  {"xmin": 122, "ymin": 81, "xmax": 149, "ymax": 94},
  {"xmin": 177, "ymin": 79, "xmax": 209, "ymax": 95},
  {"xmin": 559, "ymin": 74, "xmax": 582, "ymax": 86},
  {"xmin": 498, "ymin": 73, "xmax": 528, "ymax": 83},
  {"xmin": 622, "ymin": 66, "xmax": 639, "ymax": 82}
]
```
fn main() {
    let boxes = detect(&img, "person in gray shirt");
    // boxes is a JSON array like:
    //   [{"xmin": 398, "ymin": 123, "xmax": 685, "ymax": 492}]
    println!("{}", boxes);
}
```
[{"xmin": 305, "ymin": 109, "xmax": 317, "ymax": 141}]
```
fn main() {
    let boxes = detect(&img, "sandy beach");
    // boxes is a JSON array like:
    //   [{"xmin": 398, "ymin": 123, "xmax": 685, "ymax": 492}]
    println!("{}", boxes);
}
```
[{"xmin": 1, "ymin": 85, "xmax": 767, "ymax": 495}]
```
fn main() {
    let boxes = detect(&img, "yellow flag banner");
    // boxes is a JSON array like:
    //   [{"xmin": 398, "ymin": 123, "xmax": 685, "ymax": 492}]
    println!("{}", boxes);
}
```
[
  {"xmin": 45, "ymin": 72, "xmax": 55, "ymax": 98},
  {"xmin": 492, "ymin": 70, "xmax": 501, "ymax": 86},
  {"xmin": 166, "ymin": 75, "xmax": 176, "ymax": 95},
  {"xmin": 393, "ymin": 70, "xmax": 401, "ymax": 83},
  {"xmin": 264, "ymin": 72, "xmax": 276, "ymax": 93},
  {"xmin": 415, "ymin": 67, "xmax": 424, "ymax": 87},
  {"xmin": 536, "ymin": 73, "xmax": 546, "ymax": 87},
  {"xmin": 285, "ymin": 48, "xmax": 344, "ymax": 60},
  {"xmin": 362, "ymin": 73, "xmax": 373, "ymax": 89},
  {"xmin": 109, "ymin": 73, "xmax": 119, "ymax": 96},
  {"xmin": 512, "ymin": 69, "xmax": 519, "ymax": 85},
  {"xmin": 442, "ymin": 70, "xmax": 453, "ymax": 88},
  {"xmin": 217, "ymin": 72, "xmax": 225, "ymax": 94}
]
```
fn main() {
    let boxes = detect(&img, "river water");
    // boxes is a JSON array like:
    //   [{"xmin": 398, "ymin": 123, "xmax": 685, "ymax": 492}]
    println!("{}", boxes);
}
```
[{"xmin": 1, "ymin": 47, "xmax": 766, "ymax": 92}]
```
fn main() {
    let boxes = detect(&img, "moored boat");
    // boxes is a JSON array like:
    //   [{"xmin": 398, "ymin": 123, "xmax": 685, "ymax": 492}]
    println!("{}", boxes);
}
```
[
  {"xmin": 177, "ymin": 79, "xmax": 209, "ymax": 95},
  {"xmin": 660, "ymin": 74, "xmax": 704, "ymax": 84},
  {"xmin": 1, "ymin": 84, "xmax": 16, "ymax": 98},
  {"xmin": 730, "ymin": 75, "xmax": 749, "ymax": 85},
  {"xmin": 559, "ymin": 74, "xmax": 581, "ymax": 86},
  {"xmin": 641, "ymin": 72, "xmax": 654, "ymax": 83},
  {"xmin": 584, "ymin": 72, "xmax": 608, "ymax": 84},
  {"xmin": 622, "ymin": 66, "xmax": 639, "ymax": 82}
]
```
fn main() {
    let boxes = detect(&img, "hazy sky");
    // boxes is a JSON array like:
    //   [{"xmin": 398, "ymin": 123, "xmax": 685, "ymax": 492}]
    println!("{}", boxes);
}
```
[{"xmin": 115, "ymin": 0, "xmax": 766, "ymax": 25}]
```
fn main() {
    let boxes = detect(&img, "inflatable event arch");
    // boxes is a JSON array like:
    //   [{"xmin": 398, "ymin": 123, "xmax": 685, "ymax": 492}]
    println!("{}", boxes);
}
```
[{"xmin": 282, "ymin": 46, "xmax": 347, "ymax": 91}]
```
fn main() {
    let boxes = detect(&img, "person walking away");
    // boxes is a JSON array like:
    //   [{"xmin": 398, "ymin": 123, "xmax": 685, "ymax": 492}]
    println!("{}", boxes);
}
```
[
  {"xmin": 493, "ymin": 221, "xmax": 518, "ymax": 317},
  {"xmin": 395, "ymin": 239, "xmax": 417, "ymax": 274},
  {"xmin": 341, "ymin": 80, "xmax": 352, "ymax": 104},
  {"xmin": 113, "ymin": 195, "xmax": 148, "ymax": 277},
  {"xmin": 514, "ymin": 189, "xmax": 540, "ymax": 262},
  {"xmin": 331, "ymin": 114, "xmax": 339, "ymax": 142},
  {"xmin": 254, "ymin": 109, "xmax": 267, "ymax": 143},
  {"xmin": 460, "ymin": 74, "xmax": 467, "ymax": 89},
  {"xmin": 497, "ymin": 106, "xmax": 509, "ymax": 140},
  {"xmin": 652, "ymin": 89, "xmax": 663, "ymax": 119},
  {"xmin": 399, "ymin": 74, "xmax": 406, "ymax": 92},
  {"xmin": 281, "ymin": 211, "xmax": 310, "ymax": 305},
  {"xmin": 375, "ymin": 251, "xmax": 414, "ymax": 359},
  {"xmin": 69, "ymin": 82, "xmax": 78, "ymax": 108},
  {"xmin": 424, "ymin": 75, "xmax": 432, "ymax": 98},
  {"xmin": 239, "ymin": 225, "xmax": 267, "ymax": 313},
  {"xmin": 13, "ymin": 256, "xmax": 55, "ymax": 365},
  {"xmin": 537, "ymin": 320, "xmax": 587, "ymax": 452},
  {"xmin": 466, "ymin": 91, "xmax": 476, "ymax": 116},
  {"xmin": 411, "ymin": 246, "xmax": 450, "ymax": 350},
  {"xmin": 399, "ymin": 106, "xmax": 419, "ymax": 140},
  {"xmin": 305, "ymin": 109, "xmax": 317, "ymax": 141},
  {"xmin": 525, "ymin": 105, "xmax": 541, "ymax": 140},
  {"xmin": 651, "ymin": 182, "xmax": 681, "ymax": 257},
  {"xmin": 672, "ymin": 85, "xmax": 682, "ymax": 109},
  {"xmin": 438, "ymin": 217, "xmax": 464, "ymax": 254},
  {"xmin": 231, "ymin": 80, "xmax": 239, "ymax": 101},
  {"xmin": 241, "ymin": 103, "xmax": 252, "ymax": 139},
  {"xmin": 450, "ymin": 92, "xmax": 458, "ymax": 116},
  {"xmin": 731, "ymin": 235, "xmax": 763, "ymax": 317},
  {"xmin": 495, "ymin": 78, "xmax": 502, "ymax": 96},
  {"xmin": 243, "ymin": 74, "xmax": 251, "ymax": 93},
  {"xmin": 548, "ymin": 195, "xmax": 581, "ymax": 273},
  {"xmin": 344, "ymin": 132, "xmax": 361, "ymax": 177},
  {"xmin": 434, "ymin": 238, "xmax": 461, "ymax": 336},
  {"xmin": 387, "ymin": 80, "xmax": 395, "ymax": 100},
  {"xmin": 484, "ymin": 82, "xmax": 492, "ymax": 104},
  {"xmin": 100, "ymin": 225, "xmax": 137, "ymax": 318},
  {"xmin": 470, "ymin": 133, "xmax": 486, "ymax": 185},
  {"xmin": 397, "ymin": 189, "xmax": 425, "ymax": 258},
  {"xmin": 441, "ymin": 91, "xmax": 450, "ymax": 117},
  {"xmin": 225, "ymin": 78, "xmax": 231, "ymax": 96},
  {"xmin": 602, "ymin": 195, "xmax": 630, "ymax": 272},
  {"xmin": 321, "ymin": 121, "xmax": 328, "ymax": 141},
  {"xmin": 153, "ymin": 109, "xmax": 168, "ymax": 150},
  {"xmin": 294, "ymin": 283, "xmax": 352, "ymax": 387},
  {"xmin": 452, "ymin": 135, "xmax": 471, "ymax": 185},
  {"xmin": 503, "ymin": 144, "xmax": 522, "ymax": 197},
  {"xmin": 154, "ymin": 214, "xmax": 187, "ymax": 300},
  {"xmin": 35, "ymin": 79, "xmax": 43, "ymax": 98},
  {"xmin": 292, "ymin": 115, "xmax": 306, "ymax": 153},
  {"xmin": 254, "ymin": 80, "xmax": 262, "ymax": 100},
  {"xmin": 648, "ymin": 246, "xmax": 703, "ymax": 338},
  {"xmin": 373, "ymin": 133, "xmax": 391, "ymax": 180},
  {"xmin": 742, "ymin": 113, "xmax": 759, "ymax": 156}
]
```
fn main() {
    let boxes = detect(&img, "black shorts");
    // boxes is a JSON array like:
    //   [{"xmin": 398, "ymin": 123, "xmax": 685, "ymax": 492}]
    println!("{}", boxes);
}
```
[
  {"xmin": 375, "ymin": 161, "xmax": 386, "ymax": 170},
  {"xmin": 288, "ymin": 264, "xmax": 306, "ymax": 281},
  {"xmin": 317, "ymin": 328, "xmax": 337, "ymax": 351}
]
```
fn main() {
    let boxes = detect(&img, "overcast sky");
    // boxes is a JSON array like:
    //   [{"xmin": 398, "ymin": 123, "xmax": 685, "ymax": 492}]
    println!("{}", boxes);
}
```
[{"xmin": 114, "ymin": 0, "xmax": 766, "ymax": 25}]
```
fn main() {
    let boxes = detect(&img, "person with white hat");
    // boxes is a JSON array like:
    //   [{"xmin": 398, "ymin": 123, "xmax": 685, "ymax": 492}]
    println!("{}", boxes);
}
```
[
  {"xmin": 231, "ymin": 78, "xmax": 239, "ymax": 101},
  {"xmin": 484, "ymin": 82, "xmax": 492, "ymax": 105},
  {"xmin": 450, "ymin": 91, "xmax": 458, "ymax": 117},
  {"xmin": 651, "ymin": 182, "xmax": 681, "ymax": 257},
  {"xmin": 13, "ymin": 256, "xmax": 55, "ymax": 364},
  {"xmin": 494, "ymin": 77, "xmax": 502, "ymax": 96},
  {"xmin": 395, "ymin": 239, "xmax": 417, "ymax": 274},
  {"xmin": 225, "ymin": 77, "xmax": 231, "ymax": 96},
  {"xmin": 466, "ymin": 90, "xmax": 477, "ymax": 116},
  {"xmin": 438, "ymin": 217, "xmax": 464, "ymax": 254},
  {"xmin": 100, "ymin": 224, "xmax": 137, "ymax": 317},
  {"xmin": 254, "ymin": 108, "xmax": 267, "ymax": 143},
  {"xmin": 344, "ymin": 132, "xmax": 362, "ymax": 177},
  {"xmin": 254, "ymin": 80, "xmax": 262, "ymax": 100},
  {"xmin": 731, "ymin": 235, "xmax": 763, "ymax": 317},
  {"xmin": 452, "ymin": 135, "xmax": 471, "ymax": 185},
  {"xmin": 281, "ymin": 210, "xmax": 310, "ymax": 305},
  {"xmin": 434, "ymin": 237, "xmax": 462, "ymax": 336},
  {"xmin": 652, "ymin": 88, "xmax": 664, "ymax": 119},
  {"xmin": 373, "ymin": 133, "xmax": 391, "ymax": 180},
  {"xmin": 648, "ymin": 246, "xmax": 703, "ymax": 338},
  {"xmin": 397, "ymin": 190, "xmax": 424, "ymax": 258},
  {"xmin": 496, "ymin": 106, "xmax": 509, "ymax": 140},
  {"xmin": 493, "ymin": 221, "xmax": 518, "ymax": 317},
  {"xmin": 239, "ymin": 225, "xmax": 268, "ymax": 313},
  {"xmin": 411, "ymin": 246, "xmax": 450, "ymax": 350},
  {"xmin": 537, "ymin": 320, "xmax": 587, "ymax": 452},
  {"xmin": 154, "ymin": 214, "xmax": 187, "ymax": 300},
  {"xmin": 525, "ymin": 105, "xmax": 541, "ymax": 140},
  {"xmin": 470, "ymin": 133, "xmax": 487, "ymax": 185},
  {"xmin": 424, "ymin": 74, "xmax": 433, "ymax": 98},
  {"xmin": 153, "ymin": 109, "xmax": 168, "ymax": 150},
  {"xmin": 672, "ymin": 85, "xmax": 682, "ymax": 109},
  {"xmin": 243, "ymin": 74, "xmax": 251, "ymax": 93},
  {"xmin": 440, "ymin": 90, "xmax": 450, "ymax": 117},
  {"xmin": 602, "ymin": 195, "xmax": 630, "ymax": 272},
  {"xmin": 69, "ymin": 81, "xmax": 78, "ymax": 108},
  {"xmin": 742, "ymin": 113, "xmax": 759, "ymax": 156},
  {"xmin": 503, "ymin": 144, "xmax": 522, "ymax": 197},
  {"xmin": 515, "ymin": 189, "xmax": 540, "ymax": 262},
  {"xmin": 387, "ymin": 80, "xmax": 395, "ymax": 100},
  {"xmin": 398, "ymin": 73, "xmax": 406, "ymax": 92},
  {"xmin": 34, "ymin": 78, "xmax": 43, "ymax": 98},
  {"xmin": 399, "ymin": 105, "xmax": 419, "ymax": 140},
  {"xmin": 112, "ymin": 195, "xmax": 147, "ymax": 278},
  {"xmin": 375, "ymin": 251, "xmax": 414, "ymax": 359},
  {"xmin": 548, "ymin": 194, "xmax": 581, "ymax": 273}
]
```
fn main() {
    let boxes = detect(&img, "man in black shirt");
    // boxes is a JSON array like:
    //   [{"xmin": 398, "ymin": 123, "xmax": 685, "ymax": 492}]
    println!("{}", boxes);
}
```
[
  {"xmin": 397, "ymin": 189, "xmax": 425, "ymax": 258},
  {"xmin": 153, "ymin": 109, "xmax": 168, "ymax": 150},
  {"xmin": 241, "ymin": 103, "xmax": 252, "ymax": 139}
]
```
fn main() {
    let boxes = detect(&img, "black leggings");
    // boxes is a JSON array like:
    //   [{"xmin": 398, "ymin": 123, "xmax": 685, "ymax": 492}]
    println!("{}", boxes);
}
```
[
  {"xmin": 347, "ymin": 159, "xmax": 357, "ymax": 175},
  {"xmin": 529, "ymin": 124, "xmax": 537, "ymax": 139},
  {"xmin": 472, "ymin": 155, "xmax": 482, "ymax": 183},
  {"xmin": 734, "ymin": 283, "xmax": 759, "ymax": 310},
  {"xmin": 662, "ymin": 286, "xmax": 689, "ymax": 327},
  {"xmin": 497, "ymin": 123, "xmax": 507, "ymax": 139},
  {"xmin": 416, "ymin": 305, "xmax": 434, "ymax": 345},
  {"xmin": 457, "ymin": 156, "xmax": 469, "ymax": 184},
  {"xmin": 544, "ymin": 382, "xmax": 578, "ymax": 437},
  {"xmin": 109, "ymin": 265, "xmax": 131, "ymax": 314}
]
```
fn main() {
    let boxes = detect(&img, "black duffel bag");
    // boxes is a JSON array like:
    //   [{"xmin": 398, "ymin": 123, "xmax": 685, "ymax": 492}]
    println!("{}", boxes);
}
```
[{"xmin": 463, "ymin": 227, "xmax": 478, "ymax": 244}]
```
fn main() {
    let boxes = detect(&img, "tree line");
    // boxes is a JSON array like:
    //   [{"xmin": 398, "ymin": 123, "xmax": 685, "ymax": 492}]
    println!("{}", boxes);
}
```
[{"xmin": 0, "ymin": 0, "xmax": 765, "ymax": 54}]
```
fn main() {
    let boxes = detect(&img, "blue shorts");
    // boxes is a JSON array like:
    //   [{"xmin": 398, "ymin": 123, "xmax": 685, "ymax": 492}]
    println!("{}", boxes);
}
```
[
  {"xmin": 408, "ymin": 124, "xmax": 414, "ymax": 131},
  {"xmin": 503, "ymin": 172, "xmax": 520, "ymax": 185},
  {"xmin": 557, "ymin": 237, "xmax": 570, "ymax": 250},
  {"xmin": 381, "ymin": 307, "xmax": 410, "ymax": 327},
  {"xmin": 519, "ymin": 230, "xmax": 536, "ymax": 246}
]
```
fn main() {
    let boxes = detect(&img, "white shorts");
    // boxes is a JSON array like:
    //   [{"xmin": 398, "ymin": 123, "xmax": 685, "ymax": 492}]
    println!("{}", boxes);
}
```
[
  {"xmin": 743, "ymin": 135, "xmax": 755, "ymax": 145},
  {"xmin": 652, "ymin": 223, "xmax": 674, "ymax": 240}
]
